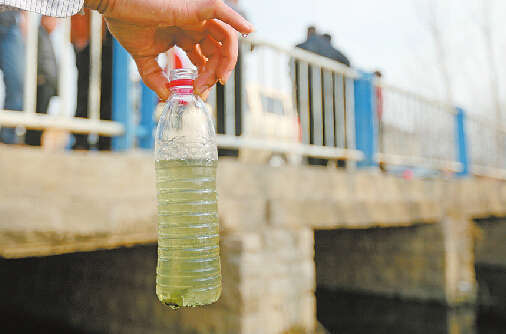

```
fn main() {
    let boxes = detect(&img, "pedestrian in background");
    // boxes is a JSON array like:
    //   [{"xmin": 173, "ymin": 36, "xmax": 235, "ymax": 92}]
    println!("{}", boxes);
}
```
[
  {"xmin": 25, "ymin": 16, "xmax": 60, "ymax": 146},
  {"xmin": 0, "ymin": 10, "xmax": 23, "ymax": 144},
  {"xmin": 216, "ymin": 0, "xmax": 248, "ymax": 158},
  {"xmin": 294, "ymin": 26, "xmax": 352, "ymax": 166},
  {"xmin": 70, "ymin": 9, "xmax": 113, "ymax": 150}
]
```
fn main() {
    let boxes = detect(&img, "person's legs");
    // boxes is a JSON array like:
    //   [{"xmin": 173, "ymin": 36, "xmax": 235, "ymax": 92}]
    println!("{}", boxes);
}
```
[
  {"xmin": 98, "ymin": 38, "xmax": 113, "ymax": 151},
  {"xmin": 72, "ymin": 45, "xmax": 91, "ymax": 150},
  {"xmin": 25, "ymin": 84, "xmax": 56, "ymax": 146},
  {"xmin": 0, "ymin": 24, "xmax": 24, "ymax": 144},
  {"xmin": 216, "ymin": 82, "xmax": 239, "ymax": 157}
]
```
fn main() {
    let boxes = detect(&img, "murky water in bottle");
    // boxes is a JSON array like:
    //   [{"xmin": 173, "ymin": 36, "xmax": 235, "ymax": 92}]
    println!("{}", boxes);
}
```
[{"xmin": 155, "ymin": 159, "xmax": 221, "ymax": 308}]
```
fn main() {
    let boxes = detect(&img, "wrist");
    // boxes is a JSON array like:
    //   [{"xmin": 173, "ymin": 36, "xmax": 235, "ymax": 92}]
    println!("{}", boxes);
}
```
[
  {"xmin": 84, "ymin": 0, "xmax": 111, "ymax": 14},
  {"xmin": 84, "ymin": 0, "xmax": 98, "ymax": 10}
]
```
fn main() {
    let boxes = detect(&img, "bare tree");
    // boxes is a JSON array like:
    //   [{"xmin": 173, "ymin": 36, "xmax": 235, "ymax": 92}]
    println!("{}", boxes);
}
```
[
  {"xmin": 418, "ymin": 1, "xmax": 454, "ymax": 104},
  {"xmin": 480, "ymin": 0, "xmax": 503, "ymax": 167},
  {"xmin": 416, "ymin": 0, "xmax": 504, "ymax": 168}
]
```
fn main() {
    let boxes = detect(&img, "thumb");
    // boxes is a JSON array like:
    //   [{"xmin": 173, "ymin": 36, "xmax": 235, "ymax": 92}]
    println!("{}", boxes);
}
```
[{"xmin": 134, "ymin": 56, "xmax": 170, "ymax": 100}]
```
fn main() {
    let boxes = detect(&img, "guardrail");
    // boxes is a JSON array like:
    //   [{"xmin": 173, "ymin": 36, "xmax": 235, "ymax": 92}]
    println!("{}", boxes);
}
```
[
  {"xmin": 205, "ymin": 37, "xmax": 363, "ymax": 166},
  {"xmin": 0, "ymin": 12, "xmax": 125, "ymax": 140},
  {"xmin": 0, "ymin": 14, "xmax": 504, "ymax": 179},
  {"xmin": 375, "ymin": 82, "xmax": 461, "ymax": 172},
  {"xmin": 466, "ymin": 114, "xmax": 506, "ymax": 179}
]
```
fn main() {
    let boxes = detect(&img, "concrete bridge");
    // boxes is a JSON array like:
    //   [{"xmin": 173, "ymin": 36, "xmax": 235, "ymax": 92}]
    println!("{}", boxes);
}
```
[{"xmin": 1, "ymin": 146, "xmax": 505, "ymax": 334}]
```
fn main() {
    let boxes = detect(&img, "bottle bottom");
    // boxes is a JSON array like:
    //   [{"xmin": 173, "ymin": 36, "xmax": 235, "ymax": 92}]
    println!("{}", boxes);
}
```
[{"xmin": 157, "ymin": 286, "xmax": 222, "ymax": 309}]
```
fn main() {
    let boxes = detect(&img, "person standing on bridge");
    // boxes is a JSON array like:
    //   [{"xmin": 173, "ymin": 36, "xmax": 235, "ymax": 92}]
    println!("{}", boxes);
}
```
[
  {"xmin": 215, "ymin": 0, "xmax": 248, "ymax": 158},
  {"xmin": 24, "ymin": 16, "xmax": 60, "ymax": 146},
  {"xmin": 0, "ymin": 10, "xmax": 24, "ymax": 144},
  {"xmin": 0, "ymin": 0, "xmax": 254, "ymax": 101},
  {"xmin": 294, "ymin": 26, "xmax": 352, "ymax": 166},
  {"xmin": 70, "ymin": 9, "xmax": 114, "ymax": 150}
]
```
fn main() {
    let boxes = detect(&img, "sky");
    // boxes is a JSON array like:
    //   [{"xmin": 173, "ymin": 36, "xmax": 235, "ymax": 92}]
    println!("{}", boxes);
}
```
[{"xmin": 240, "ymin": 0, "xmax": 506, "ymax": 117}]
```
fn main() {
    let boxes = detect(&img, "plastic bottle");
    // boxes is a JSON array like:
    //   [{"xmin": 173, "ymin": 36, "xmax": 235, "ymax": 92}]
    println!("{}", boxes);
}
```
[{"xmin": 154, "ymin": 67, "xmax": 221, "ymax": 308}]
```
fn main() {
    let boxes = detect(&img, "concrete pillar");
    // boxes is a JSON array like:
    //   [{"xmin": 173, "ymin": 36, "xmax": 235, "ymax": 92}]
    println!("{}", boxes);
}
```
[
  {"xmin": 217, "ymin": 228, "xmax": 316, "ymax": 334},
  {"xmin": 442, "ymin": 211, "xmax": 477, "ymax": 305}
]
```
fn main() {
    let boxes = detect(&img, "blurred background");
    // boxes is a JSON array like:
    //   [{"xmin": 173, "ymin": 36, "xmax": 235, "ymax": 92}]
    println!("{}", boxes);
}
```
[{"xmin": 0, "ymin": 0, "xmax": 505, "ymax": 333}]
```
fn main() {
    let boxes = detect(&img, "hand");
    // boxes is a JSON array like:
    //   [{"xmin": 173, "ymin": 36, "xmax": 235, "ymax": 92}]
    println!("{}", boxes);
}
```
[{"xmin": 85, "ymin": 0, "xmax": 253, "ymax": 100}]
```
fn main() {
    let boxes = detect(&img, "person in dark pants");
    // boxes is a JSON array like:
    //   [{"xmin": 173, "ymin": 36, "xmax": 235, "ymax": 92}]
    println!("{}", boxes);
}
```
[
  {"xmin": 295, "ymin": 26, "xmax": 351, "ymax": 166},
  {"xmin": 215, "ymin": 0, "xmax": 246, "ymax": 158},
  {"xmin": 215, "ymin": 53, "xmax": 243, "ymax": 158},
  {"xmin": 0, "ymin": 11, "xmax": 24, "ymax": 144},
  {"xmin": 25, "ymin": 17, "xmax": 59, "ymax": 146},
  {"xmin": 71, "ymin": 10, "xmax": 113, "ymax": 151}
]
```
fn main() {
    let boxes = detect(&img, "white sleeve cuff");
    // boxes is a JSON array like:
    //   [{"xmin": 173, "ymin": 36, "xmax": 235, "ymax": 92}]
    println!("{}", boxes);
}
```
[{"xmin": 0, "ymin": 0, "xmax": 84, "ymax": 17}]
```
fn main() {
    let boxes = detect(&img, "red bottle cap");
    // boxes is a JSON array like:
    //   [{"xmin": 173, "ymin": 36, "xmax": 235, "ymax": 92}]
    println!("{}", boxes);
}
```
[{"xmin": 168, "ymin": 79, "xmax": 194, "ymax": 88}]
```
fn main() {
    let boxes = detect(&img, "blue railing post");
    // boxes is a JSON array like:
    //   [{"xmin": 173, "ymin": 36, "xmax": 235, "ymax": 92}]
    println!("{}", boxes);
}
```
[
  {"xmin": 112, "ymin": 38, "xmax": 134, "ymax": 151},
  {"xmin": 455, "ymin": 107, "xmax": 470, "ymax": 177},
  {"xmin": 138, "ymin": 82, "xmax": 157, "ymax": 149},
  {"xmin": 354, "ymin": 71, "xmax": 377, "ymax": 168}
]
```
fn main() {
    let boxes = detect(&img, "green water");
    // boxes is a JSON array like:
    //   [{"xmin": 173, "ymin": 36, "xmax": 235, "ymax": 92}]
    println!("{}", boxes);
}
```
[{"xmin": 155, "ymin": 159, "xmax": 221, "ymax": 308}]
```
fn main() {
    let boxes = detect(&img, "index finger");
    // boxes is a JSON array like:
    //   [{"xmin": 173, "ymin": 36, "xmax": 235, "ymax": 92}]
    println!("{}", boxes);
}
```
[{"xmin": 198, "ymin": 0, "xmax": 254, "ymax": 35}]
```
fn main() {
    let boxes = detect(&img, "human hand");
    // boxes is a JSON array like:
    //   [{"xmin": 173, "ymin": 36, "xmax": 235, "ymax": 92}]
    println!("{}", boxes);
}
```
[{"xmin": 85, "ymin": 0, "xmax": 253, "ymax": 100}]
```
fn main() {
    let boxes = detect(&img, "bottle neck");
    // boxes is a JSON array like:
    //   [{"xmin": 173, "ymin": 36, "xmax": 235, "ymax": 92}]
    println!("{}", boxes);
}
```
[
  {"xmin": 168, "ymin": 78, "xmax": 194, "ymax": 96},
  {"xmin": 170, "ymin": 85, "xmax": 194, "ymax": 96}
]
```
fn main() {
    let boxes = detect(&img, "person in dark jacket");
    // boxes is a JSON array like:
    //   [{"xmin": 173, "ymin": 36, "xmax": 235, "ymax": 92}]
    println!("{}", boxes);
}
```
[
  {"xmin": 322, "ymin": 33, "xmax": 351, "ymax": 67},
  {"xmin": 294, "ymin": 26, "xmax": 352, "ymax": 166},
  {"xmin": 296, "ymin": 27, "xmax": 351, "ymax": 67}
]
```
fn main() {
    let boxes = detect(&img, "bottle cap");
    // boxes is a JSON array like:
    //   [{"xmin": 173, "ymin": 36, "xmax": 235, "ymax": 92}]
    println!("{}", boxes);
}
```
[{"xmin": 168, "ymin": 79, "xmax": 194, "ymax": 88}]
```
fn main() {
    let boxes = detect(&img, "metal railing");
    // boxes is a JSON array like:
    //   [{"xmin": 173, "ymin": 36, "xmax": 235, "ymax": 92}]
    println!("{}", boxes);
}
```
[
  {"xmin": 466, "ymin": 114, "xmax": 506, "ymax": 179},
  {"xmin": 0, "ymin": 12, "xmax": 124, "ymax": 141},
  {"xmin": 375, "ymin": 82, "xmax": 461, "ymax": 172},
  {"xmin": 0, "ymin": 14, "xmax": 504, "ymax": 179},
  {"xmin": 206, "ymin": 37, "xmax": 364, "ymax": 165}
]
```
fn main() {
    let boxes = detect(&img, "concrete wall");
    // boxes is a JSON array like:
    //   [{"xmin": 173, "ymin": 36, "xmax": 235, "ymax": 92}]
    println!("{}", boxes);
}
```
[
  {"xmin": 474, "ymin": 217, "xmax": 506, "ymax": 315},
  {"xmin": 1, "ymin": 246, "xmax": 182, "ymax": 334},
  {"xmin": 0, "ymin": 241, "xmax": 314, "ymax": 334},
  {"xmin": 315, "ymin": 214, "xmax": 477, "ymax": 305},
  {"xmin": 1, "ymin": 146, "xmax": 506, "ymax": 333},
  {"xmin": 1, "ymin": 147, "xmax": 505, "ymax": 258},
  {"xmin": 475, "ymin": 218, "xmax": 506, "ymax": 267},
  {"xmin": 316, "ymin": 288, "xmax": 476, "ymax": 334},
  {"xmin": 316, "ymin": 225, "xmax": 446, "ymax": 301}
]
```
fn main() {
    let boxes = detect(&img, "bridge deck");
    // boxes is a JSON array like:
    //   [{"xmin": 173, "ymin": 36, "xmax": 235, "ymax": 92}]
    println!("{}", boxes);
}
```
[{"xmin": 0, "ymin": 145, "xmax": 505, "ymax": 258}]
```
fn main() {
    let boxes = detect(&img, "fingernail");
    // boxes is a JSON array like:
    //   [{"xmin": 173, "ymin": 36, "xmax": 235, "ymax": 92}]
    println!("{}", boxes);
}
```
[{"xmin": 218, "ymin": 78, "xmax": 225, "ymax": 85}]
